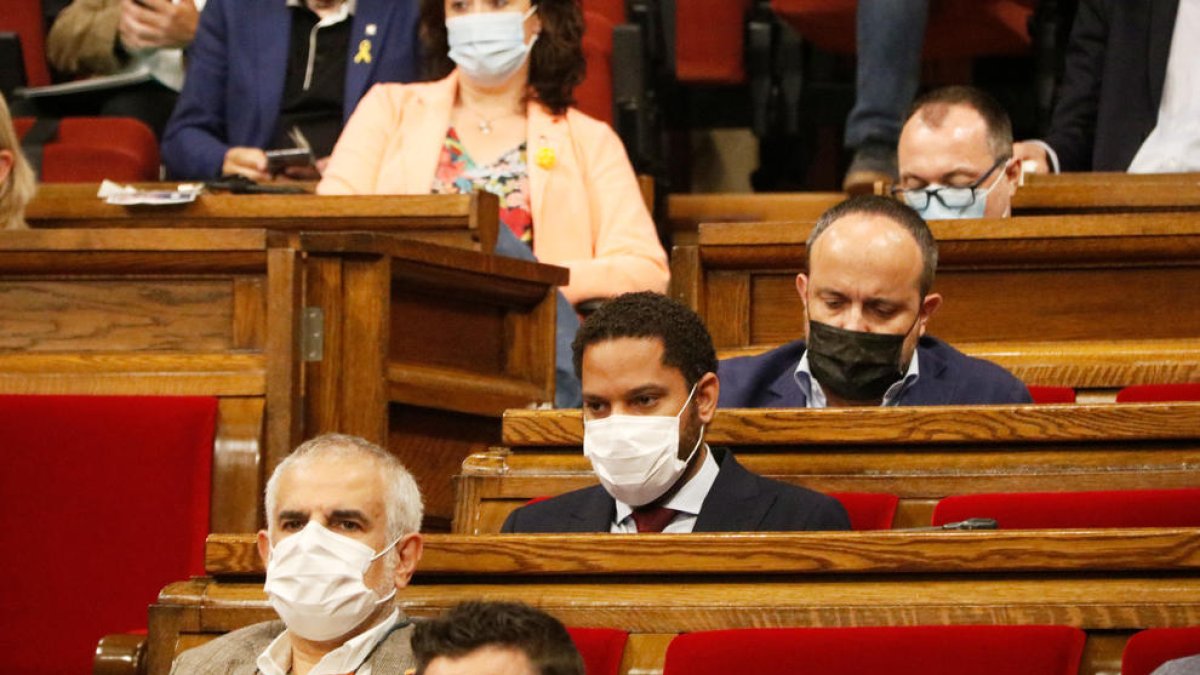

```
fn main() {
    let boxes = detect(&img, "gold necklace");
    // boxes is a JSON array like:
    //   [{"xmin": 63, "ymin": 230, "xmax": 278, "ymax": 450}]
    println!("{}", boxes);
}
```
[{"xmin": 464, "ymin": 108, "xmax": 523, "ymax": 135}]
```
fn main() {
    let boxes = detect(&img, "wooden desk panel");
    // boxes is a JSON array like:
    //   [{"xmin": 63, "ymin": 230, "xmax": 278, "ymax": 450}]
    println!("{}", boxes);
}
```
[
  {"xmin": 130, "ymin": 531, "xmax": 1200, "ymax": 675},
  {"xmin": 454, "ymin": 404, "xmax": 1200, "ymax": 534}
]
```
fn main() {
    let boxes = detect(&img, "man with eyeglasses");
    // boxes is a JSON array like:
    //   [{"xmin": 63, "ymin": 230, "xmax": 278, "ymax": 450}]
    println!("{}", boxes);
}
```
[{"xmin": 895, "ymin": 86, "xmax": 1022, "ymax": 220}]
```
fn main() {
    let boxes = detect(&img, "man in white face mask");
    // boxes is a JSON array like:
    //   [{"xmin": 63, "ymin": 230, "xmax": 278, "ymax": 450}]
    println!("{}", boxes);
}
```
[
  {"xmin": 501, "ymin": 291, "xmax": 850, "ymax": 534},
  {"xmin": 170, "ymin": 433, "xmax": 425, "ymax": 675},
  {"xmin": 895, "ymin": 86, "xmax": 1022, "ymax": 221}
]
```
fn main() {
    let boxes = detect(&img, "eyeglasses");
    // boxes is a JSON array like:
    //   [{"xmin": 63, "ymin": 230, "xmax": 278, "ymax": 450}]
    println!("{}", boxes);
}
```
[{"xmin": 893, "ymin": 158, "xmax": 1008, "ymax": 210}]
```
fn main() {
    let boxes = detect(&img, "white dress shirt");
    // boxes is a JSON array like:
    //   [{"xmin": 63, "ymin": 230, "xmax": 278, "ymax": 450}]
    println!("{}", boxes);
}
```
[
  {"xmin": 1129, "ymin": 0, "xmax": 1200, "ymax": 172},
  {"xmin": 610, "ymin": 444, "xmax": 720, "ymax": 533},
  {"xmin": 256, "ymin": 608, "xmax": 400, "ymax": 675}
]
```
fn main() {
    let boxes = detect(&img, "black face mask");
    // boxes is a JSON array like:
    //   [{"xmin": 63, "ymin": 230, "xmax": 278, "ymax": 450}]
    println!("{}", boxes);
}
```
[{"xmin": 805, "ymin": 319, "xmax": 910, "ymax": 402}]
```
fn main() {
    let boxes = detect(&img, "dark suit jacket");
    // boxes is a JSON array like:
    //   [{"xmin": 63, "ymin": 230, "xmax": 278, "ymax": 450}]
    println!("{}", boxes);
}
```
[
  {"xmin": 1045, "ymin": 0, "xmax": 1180, "ymax": 171},
  {"xmin": 717, "ymin": 336, "xmax": 1032, "ymax": 408},
  {"xmin": 162, "ymin": 0, "xmax": 420, "ymax": 179},
  {"xmin": 500, "ymin": 447, "xmax": 850, "ymax": 532}
]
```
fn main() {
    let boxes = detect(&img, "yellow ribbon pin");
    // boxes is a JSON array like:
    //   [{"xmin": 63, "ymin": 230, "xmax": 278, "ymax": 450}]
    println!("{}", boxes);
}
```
[
  {"xmin": 535, "ymin": 145, "xmax": 556, "ymax": 170},
  {"xmin": 354, "ymin": 39, "xmax": 372, "ymax": 64}
]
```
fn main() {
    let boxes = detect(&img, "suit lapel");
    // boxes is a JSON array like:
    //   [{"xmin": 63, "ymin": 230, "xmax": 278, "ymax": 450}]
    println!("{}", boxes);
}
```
[
  {"xmin": 568, "ymin": 486, "xmax": 617, "ymax": 532},
  {"xmin": 902, "ymin": 340, "xmax": 948, "ymax": 405},
  {"xmin": 255, "ymin": 0, "xmax": 291, "ymax": 144},
  {"xmin": 1148, "ymin": 0, "xmax": 1180, "ymax": 108},
  {"xmin": 527, "ymin": 103, "xmax": 568, "ymax": 235},
  {"xmin": 693, "ymin": 449, "xmax": 775, "ymax": 532},
  {"xmin": 393, "ymin": 73, "xmax": 458, "ymax": 193},
  {"xmin": 344, "ymin": 0, "xmax": 395, "ymax": 121}
]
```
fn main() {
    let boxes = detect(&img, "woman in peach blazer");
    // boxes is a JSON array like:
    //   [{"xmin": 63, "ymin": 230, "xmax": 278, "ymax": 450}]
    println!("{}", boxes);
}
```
[{"xmin": 318, "ymin": 0, "xmax": 667, "ymax": 306}]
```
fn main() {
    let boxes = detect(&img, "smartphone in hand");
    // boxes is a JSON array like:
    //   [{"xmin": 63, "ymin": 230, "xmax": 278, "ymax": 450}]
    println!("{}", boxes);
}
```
[{"xmin": 264, "ymin": 148, "xmax": 315, "ymax": 176}]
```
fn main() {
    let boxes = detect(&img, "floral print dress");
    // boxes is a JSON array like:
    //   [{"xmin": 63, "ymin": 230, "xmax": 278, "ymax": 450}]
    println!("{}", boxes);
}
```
[{"xmin": 431, "ymin": 127, "xmax": 533, "ymax": 248}]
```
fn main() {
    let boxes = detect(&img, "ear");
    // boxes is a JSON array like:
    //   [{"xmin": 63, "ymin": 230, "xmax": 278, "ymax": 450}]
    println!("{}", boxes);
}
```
[
  {"xmin": 256, "ymin": 529, "xmax": 272, "ymax": 568},
  {"xmin": 694, "ymin": 371, "xmax": 719, "ymax": 425},
  {"xmin": 795, "ymin": 273, "xmax": 809, "ymax": 308},
  {"xmin": 392, "ymin": 533, "xmax": 424, "ymax": 591},
  {"xmin": 918, "ymin": 292, "xmax": 943, "ymax": 336},
  {"xmin": 1003, "ymin": 157, "xmax": 1021, "ymax": 195},
  {"xmin": 0, "ymin": 150, "xmax": 13, "ymax": 185}
]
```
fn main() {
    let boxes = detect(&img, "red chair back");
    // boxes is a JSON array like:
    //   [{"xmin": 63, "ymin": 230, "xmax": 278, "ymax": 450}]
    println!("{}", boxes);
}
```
[
  {"xmin": 829, "ymin": 492, "xmax": 898, "ymax": 530},
  {"xmin": 932, "ymin": 489, "xmax": 1200, "ymax": 529},
  {"xmin": 581, "ymin": 0, "xmax": 625, "ymax": 27},
  {"xmin": 1116, "ymin": 383, "xmax": 1200, "ymax": 403},
  {"xmin": 1123, "ymin": 628, "xmax": 1200, "ymax": 675},
  {"xmin": 15, "ymin": 116, "xmax": 160, "ymax": 181},
  {"xmin": 0, "ymin": 395, "xmax": 216, "ymax": 675},
  {"xmin": 0, "ymin": 0, "xmax": 51, "ymax": 87},
  {"xmin": 676, "ymin": 0, "xmax": 754, "ymax": 84},
  {"xmin": 663, "ymin": 625, "xmax": 1086, "ymax": 675},
  {"xmin": 567, "ymin": 627, "xmax": 628, "ymax": 675},
  {"xmin": 578, "ymin": 10, "xmax": 615, "ymax": 125},
  {"xmin": 1028, "ymin": 385, "xmax": 1076, "ymax": 404}
]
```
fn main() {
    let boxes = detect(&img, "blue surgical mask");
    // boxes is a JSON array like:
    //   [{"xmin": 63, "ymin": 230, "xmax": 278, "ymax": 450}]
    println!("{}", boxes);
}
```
[{"xmin": 447, "ymin": 7, "xmax": 538, "ymax": 87}]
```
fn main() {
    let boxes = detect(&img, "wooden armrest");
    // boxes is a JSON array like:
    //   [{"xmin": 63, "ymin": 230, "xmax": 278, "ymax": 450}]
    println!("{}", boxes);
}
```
[{"xmin": 93, "ymin": 633, "xmax": 146, "ymax": 675}]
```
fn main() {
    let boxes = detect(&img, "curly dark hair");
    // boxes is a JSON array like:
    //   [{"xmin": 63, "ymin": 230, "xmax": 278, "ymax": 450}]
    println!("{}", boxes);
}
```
[
  {"xmin": 572, "ymin": 291, "xmax": 719, "ymax": 388},
  {"xmin": 419, "ymin": 0, "xmax": 586, "ymax": 115},
  {"xmin": 412, "ymin": 601, "xmax": 584, "ymax": 675}
]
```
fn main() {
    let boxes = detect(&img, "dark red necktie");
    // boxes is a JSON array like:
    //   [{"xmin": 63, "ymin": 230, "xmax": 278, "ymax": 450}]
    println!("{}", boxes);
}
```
[{"xmin": 631, "ymin": 506, "xmax": 679, "ymax": 533}]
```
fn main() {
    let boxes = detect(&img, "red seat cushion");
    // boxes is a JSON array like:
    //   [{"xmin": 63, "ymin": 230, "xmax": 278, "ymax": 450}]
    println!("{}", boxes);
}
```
[
  {"xmin": 0, "ymin": 0, "xmax": 51, "ymax": 87},
  {"xmin": 0, "ymin": 395, "xmax": 216, "ymax": 675},
  {"xmin": 1123, "ymin": 628, "xmax": 1200, "ymax": 675},
  {"xmin": 932, "ymin": 489, "xmax": 1200, "ymax": 529},
  {"xmin": 829, "ymin": 492, "xmax": 898, "ymax": 530},
  {"xmin": 567, "ymin": 627, "xmax": 628, "ymax": 675},
  {"xmin": 770, "ymin": 0, "xmax": 1033, "ymax": 58},
  {"xmin": 663, "ymin": 625, "xmax": 1086, "ymax": 675},
  {"xmin": 15, "ymin": 116, "xmax": 160, "ymax": 182},
  {"xmin": 1116, "ymin": 384, "xmax": 1200, "ymax": 403},
  {"xmin": 676, "ymin": 0, "xmax": 754, "ymax": 84},
  {"xmin": 578, "ymin": 11, "xmax": 614, "ymax": 125},
  {"xmin": 1028, "ymin": 386, "xmax": 1076, "ymax": 404}
]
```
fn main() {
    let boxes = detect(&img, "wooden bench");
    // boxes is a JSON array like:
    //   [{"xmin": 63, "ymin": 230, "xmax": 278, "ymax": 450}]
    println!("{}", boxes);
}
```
[
  {"xmin": 672, "ymin": 214, "xmax": 1200, "ymax": 396},
  {"xmin": 453, "ymin": 403, "xmax": 1200, "ymax": 534},
  {"xmin": 0, "ymin": 228, "xmax": 566, "ymax": 531},
  {"xmin": 1016, "ymin": 172, "xmax": 1200, "ymax": 215},
  {"xmin": 25, "ymin": 185, "xmax": 501, "ymax": 253},
  {"xmin": 111, "ymin": 530, "xmax": 1200, "ymax": 675}
]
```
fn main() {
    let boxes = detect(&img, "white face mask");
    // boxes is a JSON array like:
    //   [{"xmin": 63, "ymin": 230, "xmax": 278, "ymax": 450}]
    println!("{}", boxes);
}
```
[
  {"xmin": 583, "ymin": 384, "xmax": 704, "ymax": 508},
  {"xmin": 264, "ymin": 521, "xmax": 400, "ymax": 642},
  {"xmin": 446, "ymin": 6, "xmax": 538, "ymax": 87}
]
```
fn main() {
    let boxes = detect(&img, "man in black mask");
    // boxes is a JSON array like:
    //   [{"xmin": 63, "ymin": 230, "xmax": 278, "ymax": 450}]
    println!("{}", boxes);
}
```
[{"xmin": 719, "ymin": 195, "xmax": 1031, "ymax": 408}]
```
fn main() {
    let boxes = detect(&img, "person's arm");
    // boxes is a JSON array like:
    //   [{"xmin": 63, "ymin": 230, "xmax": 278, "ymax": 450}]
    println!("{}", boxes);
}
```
[
  {"xmin": 160, "ymin": 0, "xmax": 239, "ymax": 179},
  {"xmin": 1040, "ymin": 0, "xmax": 1111, "ymax": 172},
  {"xmin": 562, "ymin": 120, "xmax": 669, "ymax": 304},
  {"xmin": 317, "ymin": 84, "xmax": 401, "ymax": 194}
]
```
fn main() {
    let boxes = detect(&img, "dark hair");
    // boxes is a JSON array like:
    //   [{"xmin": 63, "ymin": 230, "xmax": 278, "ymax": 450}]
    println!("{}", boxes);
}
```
[
  {"xmin": 412, "ymin": 601, "xmax": 584, "ymax": 675},
  {"xmin": 571, "ymin": 291, "xmax": 718, "ymax": 388},
  {"xmin": 906, "ymin": 85, "xmax": 1013, "ymax": 161},
  {"xmin": 808, "ymin": 195, "xmax": 939, "ymax": 296},
  {"xmin": 419, "ymin": 0, "xmax": 586, "ymax": 115}
]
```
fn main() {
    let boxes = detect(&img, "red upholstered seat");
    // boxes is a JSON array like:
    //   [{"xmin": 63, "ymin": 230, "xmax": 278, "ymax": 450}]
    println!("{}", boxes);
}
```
[
  {"xmin": 582, "ymin": 0, "xmax": 624, "ymax": 28},
  {"xmin": 567, "ymin": 627, "xmax": 628, "ymax": 675},
  {"xmin": 769, "ymin": 0, "xmax": 1035, "ymax": 58},
  {"xmin": 1116, "ymin": 383, "xmax": 1200, "ymax": 403},
  {"xmin": 1123, "ymin": 628, "xmax": 1200, "ymax": 675},
  {"xmin": 676, "ymin": 0, "xmax": 754, "ymax": 84},
  {"xmin": 662, "ymin": 625, "xmax": 1086, "ymax": 675},
  {"xmin": 578, "ymin": 10, "xmax": 615, "ymax": 125},
  {"xmin": 0, "ymin": 395, "xmax": 216, "ymax": 675},
  {"xmin": 829, "ymin": 492, "xmax": 898, "ymax": 530},
  {"xmin": 0, "ymin": 0, "xmax": 51, "ymax": 87},
  {"xmin": 15, "ymin": 116, "xmax": 160, "ymax": 182},
  {"xmin": 1027, "ymin": 385, "xmax": 1077, "ymax": 404},
  {"xmin": 931, "ymin": 489, "xmax": 1200, "ymax": 529}
]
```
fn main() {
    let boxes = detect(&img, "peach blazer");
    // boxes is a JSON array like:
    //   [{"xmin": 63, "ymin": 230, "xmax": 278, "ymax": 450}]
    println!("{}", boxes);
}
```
[{"xmin": 318, "ymin": 71, "xmax": 669, "ymax": 304}]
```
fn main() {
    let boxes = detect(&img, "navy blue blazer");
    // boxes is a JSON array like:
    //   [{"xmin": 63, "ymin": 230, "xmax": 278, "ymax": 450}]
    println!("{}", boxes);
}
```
[
  {"xmin": 718, "ymin": 336, "xmax": 1032, "ymax": 408},
  {"xmin": 1045, "ymin": 0, "xmax": 1179, "ymax": 171},
  {"xmin": 162, "ymin": 0, "xmax": 420, "ymax": 179},
  {"xmin": 500, "ymin": 447, "xmax": 850, "ymax": 533}
]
